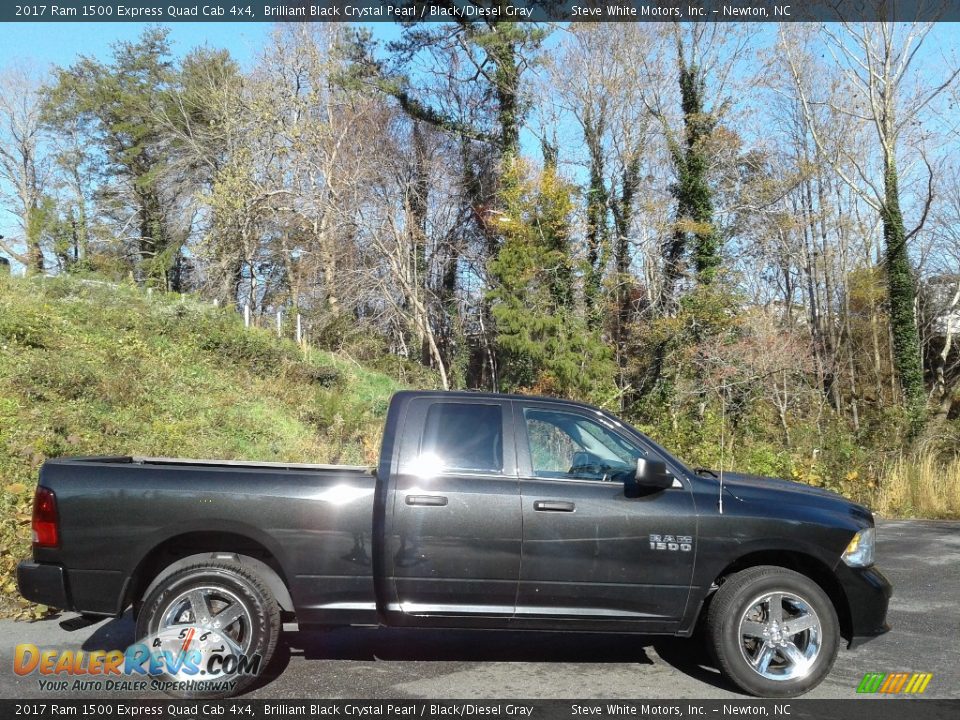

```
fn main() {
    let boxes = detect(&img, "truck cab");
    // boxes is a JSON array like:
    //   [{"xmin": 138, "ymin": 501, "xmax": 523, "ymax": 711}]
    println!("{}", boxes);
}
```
[{"xmin": 378, "ymin": 391, "xmax": 698, "ymax": 631}]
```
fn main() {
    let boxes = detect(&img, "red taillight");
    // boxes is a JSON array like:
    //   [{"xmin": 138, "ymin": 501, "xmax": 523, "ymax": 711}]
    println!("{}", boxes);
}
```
[{"xmin": 32, "ymin": 487, "xmax": 59, "ymax": 548}]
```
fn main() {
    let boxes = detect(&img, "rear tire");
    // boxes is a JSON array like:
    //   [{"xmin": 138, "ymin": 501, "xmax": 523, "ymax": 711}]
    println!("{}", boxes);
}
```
[
  {"xmin": 706, "ymin": 566, "xmax": 839, "ymax": 697},
  {"xmin": 136, "ymin": 561, "xmax": 280, "ymax": 698}
]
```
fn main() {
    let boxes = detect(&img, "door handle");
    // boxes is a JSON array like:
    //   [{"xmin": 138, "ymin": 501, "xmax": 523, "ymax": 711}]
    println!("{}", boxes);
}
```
[
  {"xmin": 405, "ymin": 494, "xmax": 448, "ymax": 507},
  {"xmin": 533, "ymin": 500, "xmax": 576, "ymax": 512}
]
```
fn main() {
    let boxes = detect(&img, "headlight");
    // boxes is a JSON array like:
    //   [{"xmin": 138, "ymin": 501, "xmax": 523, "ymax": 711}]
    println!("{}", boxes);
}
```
[{"xmin": 842, "ymin": 527, "xmax": 876, "ymax": 567}]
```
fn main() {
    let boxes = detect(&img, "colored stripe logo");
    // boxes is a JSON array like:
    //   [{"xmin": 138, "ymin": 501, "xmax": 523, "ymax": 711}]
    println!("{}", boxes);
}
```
[{"xmin": 857, "ymin": 672, "xmax": 932, "ymax": 694}]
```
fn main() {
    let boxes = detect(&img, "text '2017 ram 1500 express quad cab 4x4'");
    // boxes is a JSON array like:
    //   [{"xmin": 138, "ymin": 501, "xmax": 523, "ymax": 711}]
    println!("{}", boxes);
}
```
[{"xmin": 18, "ymin": 391, "xmax": 891, "ymax": 697}]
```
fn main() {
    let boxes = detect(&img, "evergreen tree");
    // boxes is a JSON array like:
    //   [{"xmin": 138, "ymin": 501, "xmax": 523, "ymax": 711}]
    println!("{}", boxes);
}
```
[
  {"xmin": 488, "ymin": 160, "xmax": 615, "ymax": 402},
  {"xmin": 44, "ymin": 28, "xmax": 180, "ymax": 287},
  {"xmin": 882, "ymin": 158, "xmax": 926, "ymax": 425},
  {"xmin": 670, "ymin": 55, "xmax": 722, "ymax": 290},
  {"xmin": 345, "ymin": 18, "xmax": 549, "ymax": 389}
]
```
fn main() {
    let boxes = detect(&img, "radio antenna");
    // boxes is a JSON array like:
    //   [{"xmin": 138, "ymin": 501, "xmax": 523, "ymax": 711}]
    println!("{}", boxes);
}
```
[{"xmin": 718, "ymin": 384, "xmax": 726, "ymax": 514}]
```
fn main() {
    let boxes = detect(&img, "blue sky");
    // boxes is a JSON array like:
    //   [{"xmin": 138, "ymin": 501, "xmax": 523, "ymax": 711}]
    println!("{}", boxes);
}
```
[
  {"xmin": 2, "ymin": 21, "xmax": 407, "ymax": 70},
  {"xmin": 1, "ymin": 21, "xmax": 956, "ymax": 271},
  {"xmin": 5, "ymin": 22, "xmax": 272, "ymax": 70}
]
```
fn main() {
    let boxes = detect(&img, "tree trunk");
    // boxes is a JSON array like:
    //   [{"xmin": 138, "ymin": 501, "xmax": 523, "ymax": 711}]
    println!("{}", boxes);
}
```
[
  {"xmin": 613, "ymin": 157, "xmax": 640, "ymax": 409},
  {"xmin": 410, "ymin": 123, "xmax": 432, "ymax": 367},
  {"xmin": 583, "ymin": 112, "xmax": 607, "ymax": 317},
  {"xmin": 677, "ymin": 59, "xmax": 720, "ymax": 285},
  {"xmin": 882, "ymin": 156, "xmax": 926, "ymax": 426},
  {"xmin": 26, "ymin": 202, "xmax": 44, "ymax": 274}
]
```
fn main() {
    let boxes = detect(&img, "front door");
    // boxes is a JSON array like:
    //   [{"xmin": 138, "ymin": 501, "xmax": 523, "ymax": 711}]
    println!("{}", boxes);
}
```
[
  {"xmin": 513, "ymin": 401, "xmax": 696, "ymax": 626},
  {"xmin": 385, "ymin": 397, "xmax": 521, "ymax": 618}
]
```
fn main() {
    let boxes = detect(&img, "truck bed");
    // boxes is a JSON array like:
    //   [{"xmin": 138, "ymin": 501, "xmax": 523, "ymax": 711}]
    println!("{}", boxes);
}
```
[{"xmin": 33, "ymin": 455, "xmax": 380, "ymax": 624}]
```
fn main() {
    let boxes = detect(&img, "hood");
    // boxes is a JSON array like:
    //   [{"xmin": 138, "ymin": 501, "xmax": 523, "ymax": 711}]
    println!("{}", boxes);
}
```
[{"xmin": 706, "ymin": 470, "xmax": 873, "ymax": 524}]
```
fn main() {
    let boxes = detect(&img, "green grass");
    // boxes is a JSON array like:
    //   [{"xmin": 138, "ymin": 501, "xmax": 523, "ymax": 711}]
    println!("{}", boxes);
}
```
[{"xmin": 0, "ymin": 274, "xmax": 412, "ymax": 618}]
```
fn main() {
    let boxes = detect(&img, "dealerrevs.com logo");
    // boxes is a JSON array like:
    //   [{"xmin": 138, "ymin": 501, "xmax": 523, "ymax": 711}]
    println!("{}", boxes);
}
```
[{"xmin": 14, "ymin": 625, "xmax": 261, "ymax": 695}]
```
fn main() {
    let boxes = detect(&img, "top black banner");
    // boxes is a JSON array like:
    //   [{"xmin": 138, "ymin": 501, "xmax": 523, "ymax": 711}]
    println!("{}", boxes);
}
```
[{"xmin": 2, "ymin": 0, "xmax": 960, "ymax": 22}]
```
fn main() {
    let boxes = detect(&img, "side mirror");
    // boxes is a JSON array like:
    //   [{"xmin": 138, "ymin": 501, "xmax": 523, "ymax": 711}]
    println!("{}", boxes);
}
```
[{"xmin": 625, "ymin": 458, "xmax": 673, "ymax": 497}]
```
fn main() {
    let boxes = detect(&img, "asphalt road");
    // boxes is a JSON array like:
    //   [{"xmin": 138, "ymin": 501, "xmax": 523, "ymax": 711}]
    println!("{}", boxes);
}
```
[{"xmin": 1, "ymin": 520, "xmax": 957, "ymax": 699}]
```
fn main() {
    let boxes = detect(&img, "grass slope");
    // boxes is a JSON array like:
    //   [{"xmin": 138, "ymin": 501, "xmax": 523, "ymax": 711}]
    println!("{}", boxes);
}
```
[{"xmin": 0, "ymin": 274, "xmax": 406, "ymax": 618}]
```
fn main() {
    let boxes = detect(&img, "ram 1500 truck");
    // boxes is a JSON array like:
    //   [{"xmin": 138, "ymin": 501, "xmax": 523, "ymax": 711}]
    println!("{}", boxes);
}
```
[{"xmin": 18, "ymin": 391, "xmax": 890, "ymax": 697}]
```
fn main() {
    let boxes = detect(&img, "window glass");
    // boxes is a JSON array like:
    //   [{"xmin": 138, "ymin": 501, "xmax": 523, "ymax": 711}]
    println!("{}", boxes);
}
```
[
  {"xmin": 421, "ymin": 403, "xmax": 503, "ymax": 473},
  {"xmin": 524, "ymin": 408, "xmax": 643, "ymax": 481}
]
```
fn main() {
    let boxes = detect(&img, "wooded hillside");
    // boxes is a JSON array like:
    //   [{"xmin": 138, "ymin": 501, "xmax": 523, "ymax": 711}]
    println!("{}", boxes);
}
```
[
  {"xmin": 1, "ymin": 21, "xmax": 958, "ymax": 515},
  {"xmin": 0, "ymin": 273, "xmax": 408, "ymax": 616}
]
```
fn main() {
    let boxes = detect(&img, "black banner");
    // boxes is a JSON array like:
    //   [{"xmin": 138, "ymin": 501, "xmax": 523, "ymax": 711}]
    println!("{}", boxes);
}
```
[
  {"xmin": 3, "ymin": 1, "xmax": 960, "ymax": 23},
  {"xmin": 3, "ymin": 700, "xmax": 960, "ymax": 720}
]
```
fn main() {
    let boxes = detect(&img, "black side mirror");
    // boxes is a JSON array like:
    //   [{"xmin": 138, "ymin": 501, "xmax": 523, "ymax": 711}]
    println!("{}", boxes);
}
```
[{"xmin": 625, "ymin": 458, "xmax": 673, "ymax": 497}]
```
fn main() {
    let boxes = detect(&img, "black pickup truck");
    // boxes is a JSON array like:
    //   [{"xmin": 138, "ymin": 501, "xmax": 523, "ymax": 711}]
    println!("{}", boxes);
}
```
[{"xmin": 18, "ymin": 390, "xmax": 890, "ymax": 697}]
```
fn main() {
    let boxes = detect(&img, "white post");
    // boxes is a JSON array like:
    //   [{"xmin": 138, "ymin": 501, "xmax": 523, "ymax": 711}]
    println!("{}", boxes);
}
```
[
  {"xmin": 296, "ymin": 313, "xmax": 302, "ymax": 345},
  {"xmin": 213, "ymin": 298, "xmax": 219, "ymax": 307},
  {"xmin": 147, "ymin": 288, "xmax": 153, "ymax": 298},
  {"xmin": 244, "ymin": 304, "xmax": 250, "ymax": 328},
  {"xmin": 276, "ymin": 310, "xmax": 283, "ymax": 337}
]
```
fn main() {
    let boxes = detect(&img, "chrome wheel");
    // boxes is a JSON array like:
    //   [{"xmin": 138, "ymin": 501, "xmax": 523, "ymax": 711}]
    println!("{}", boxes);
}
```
[
  {"xmin": 159, "ymin": 585, "xmax": 253, "ymax": 653},
  {"xmin": 138, "ymin": 561, "xmax": 281, "ymax": 698},
  {"xmin": 737, "ymin": 591, "xmax": 822, "ymax": 681}
]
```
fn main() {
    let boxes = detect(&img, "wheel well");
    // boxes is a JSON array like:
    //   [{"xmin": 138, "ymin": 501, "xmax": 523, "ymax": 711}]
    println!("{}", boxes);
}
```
[
  {"xmin": 712, "ymin": 551, "xmax": 852, "ymax": 641},
  {"xmin": 127, "ymin": 532, "xmax": 294, "ymax": 613}
]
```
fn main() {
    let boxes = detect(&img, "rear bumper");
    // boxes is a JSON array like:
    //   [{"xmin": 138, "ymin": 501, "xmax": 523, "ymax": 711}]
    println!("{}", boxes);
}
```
[
  {"xmin": 836, "ymin": 564, "xmax": 892, "ymax": 648},
  {"xmin": 17, "ymin": 561, "xmax": 71, "ymax": 610},
  {"xmin": 17, "ymin": 561, "xmax": 127, "ymax": 616}
]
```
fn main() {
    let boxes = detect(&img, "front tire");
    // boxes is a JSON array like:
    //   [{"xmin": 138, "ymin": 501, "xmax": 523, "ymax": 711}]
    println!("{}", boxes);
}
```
[
  {"xmin": 707, "ymin": 566, "xmax": 839, "ymax": 697},
  {"xmin": 135, "ymin": 561, "xmax": 280, "ymax": 698}
]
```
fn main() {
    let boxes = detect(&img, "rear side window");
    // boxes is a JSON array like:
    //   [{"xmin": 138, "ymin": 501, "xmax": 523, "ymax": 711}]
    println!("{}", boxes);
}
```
[{"xmin": 421, "ymin": 403, "xmax": 503, "ymax": 473}]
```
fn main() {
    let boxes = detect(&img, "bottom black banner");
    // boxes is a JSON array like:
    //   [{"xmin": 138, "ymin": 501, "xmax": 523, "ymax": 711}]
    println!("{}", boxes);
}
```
[{"xmin": 2, "ymin": 699, "xmax": 958, "ymax": 720}]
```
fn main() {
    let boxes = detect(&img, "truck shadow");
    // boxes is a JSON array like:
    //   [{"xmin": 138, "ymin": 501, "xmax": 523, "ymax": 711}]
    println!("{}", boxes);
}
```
[
  {"xmin": 291, "ymin": 626, "xmax": 657, "ymax": 663},
  {"xmin": 252, "ymin": 627, "xmax": 737, "ymax": 694},
  {"xmin": 76, "ymin": 614, "xmax": 738, "ymax": 696},
  {"xmin": 78, "ymin": 610, "xmax": 135, "ymax": 650}
]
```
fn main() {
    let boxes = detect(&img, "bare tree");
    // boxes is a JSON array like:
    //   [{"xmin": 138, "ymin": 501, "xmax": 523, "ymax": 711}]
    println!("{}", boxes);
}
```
[
  {"xmin": 782, "ymin": 20, "xmax": 960, "ymax": 421},
  {"xmin": 0, "ymin": 64, "xmax": 50, "ymax": 272},
  {"xmin": 545, "ymin": 23, "xmax": 663, "ymax": 406},
  {"xmin": 259, "ymin": 24, "xmax": 374, "ymax": 315},
  {"xmin": 921, "ymin": 170, "xmax": 960, "ymax": 421}
]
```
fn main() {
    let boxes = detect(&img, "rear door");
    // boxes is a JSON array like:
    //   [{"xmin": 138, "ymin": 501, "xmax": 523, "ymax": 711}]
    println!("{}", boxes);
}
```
[
  {"xmin": 513, "ymin": 401, "xmax": 696, "ymax": 627},
  {"xmin": 384, "ymin": 397, "xmax": 521, "ymax": 618}
]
